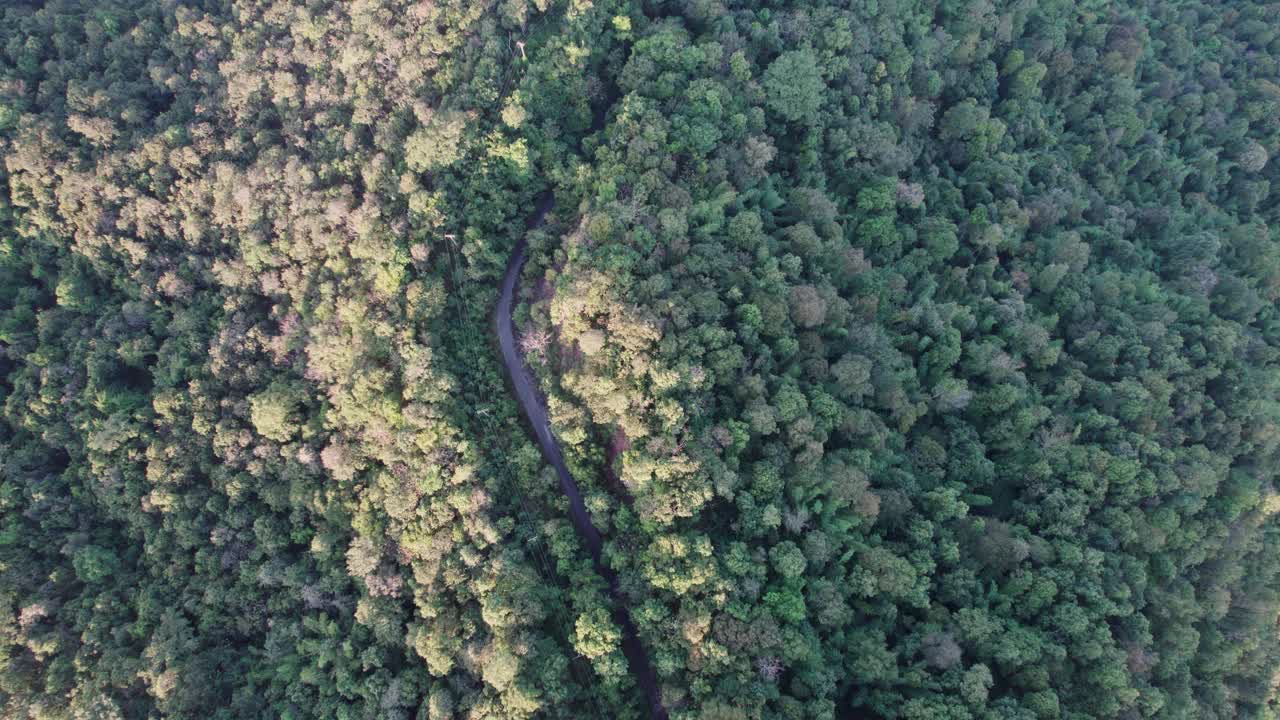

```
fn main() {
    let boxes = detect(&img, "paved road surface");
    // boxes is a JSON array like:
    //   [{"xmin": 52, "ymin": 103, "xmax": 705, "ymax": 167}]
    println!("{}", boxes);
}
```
[{"xmin": 494, "ymin": 192, "xmax": 669, "ymax": 720}]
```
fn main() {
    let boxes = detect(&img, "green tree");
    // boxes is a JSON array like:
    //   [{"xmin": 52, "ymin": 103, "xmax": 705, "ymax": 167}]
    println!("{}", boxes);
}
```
[{"xmin": 763, "ymin": 50, "xmax": 825, "ymax": 123}]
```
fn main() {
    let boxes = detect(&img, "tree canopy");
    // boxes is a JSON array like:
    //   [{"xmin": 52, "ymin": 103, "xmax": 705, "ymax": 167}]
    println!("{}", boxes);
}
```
[{"xmin": 2, "ymin": 0, "xmax": 1280, "ymax": 719}]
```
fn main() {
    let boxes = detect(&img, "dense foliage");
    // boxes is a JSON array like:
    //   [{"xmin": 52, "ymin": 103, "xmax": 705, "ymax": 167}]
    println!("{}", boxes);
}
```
[
  {"xmin": 0, "ymin": 1, "xmax": 635, "ymax": 717},
  {"xmin": 2, "ymin": 0, "xmax": 1279, "ymax": 719}
]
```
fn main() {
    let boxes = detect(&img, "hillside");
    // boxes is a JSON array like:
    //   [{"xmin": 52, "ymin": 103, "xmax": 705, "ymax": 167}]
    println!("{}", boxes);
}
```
[{"xmin": 2, "ymin": 1, "xmax": 1279, "ymax": 719}]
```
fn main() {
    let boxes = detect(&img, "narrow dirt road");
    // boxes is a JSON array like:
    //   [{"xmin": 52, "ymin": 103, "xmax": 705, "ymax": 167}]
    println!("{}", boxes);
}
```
[{"xmin": 494, "ymin": 192, "xmax": 669, "ymax": 720}]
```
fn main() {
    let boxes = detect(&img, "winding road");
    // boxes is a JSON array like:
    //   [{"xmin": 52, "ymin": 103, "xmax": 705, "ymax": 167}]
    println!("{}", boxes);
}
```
[{"xmin": 495, "ymin": 192, "xmax": 669, "ymax": 720}]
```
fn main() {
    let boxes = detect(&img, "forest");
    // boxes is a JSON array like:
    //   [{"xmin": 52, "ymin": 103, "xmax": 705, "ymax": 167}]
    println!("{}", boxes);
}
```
[{"xmin": 1, "ymin": 0, "xmax": 1279, "ymax": 718}]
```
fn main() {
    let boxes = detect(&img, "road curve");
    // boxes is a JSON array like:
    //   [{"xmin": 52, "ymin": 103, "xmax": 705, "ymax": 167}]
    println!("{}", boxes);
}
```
[{"xmin": 495, "ymin": 192, "xmax": 669, "ymax": 720}]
